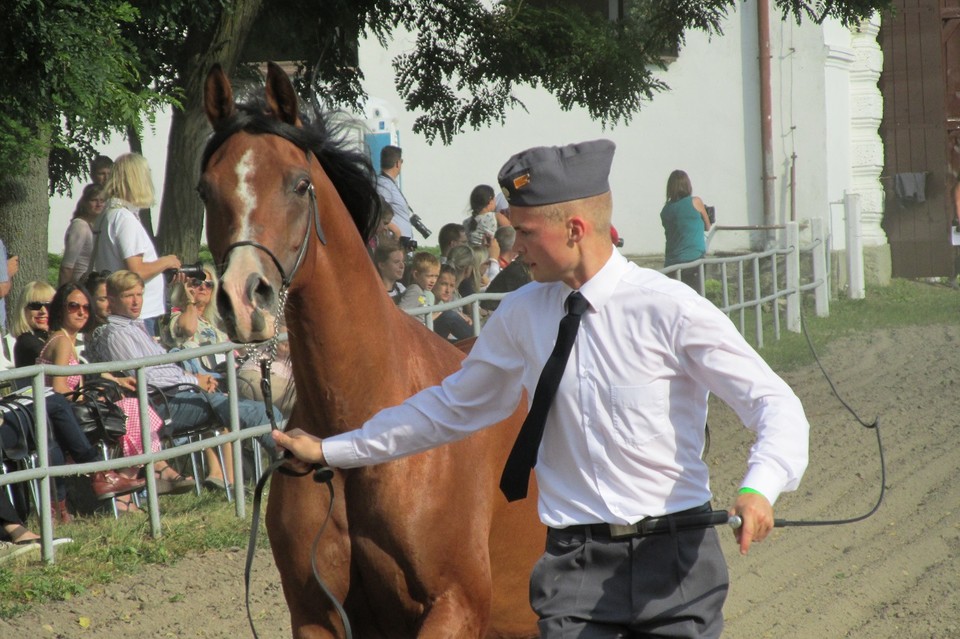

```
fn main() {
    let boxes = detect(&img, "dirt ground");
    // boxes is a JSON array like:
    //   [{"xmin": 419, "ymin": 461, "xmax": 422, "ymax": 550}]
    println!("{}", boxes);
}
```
[{"xmin": 1, "ymin": 323, "xmax": 959, "ymax": 638}]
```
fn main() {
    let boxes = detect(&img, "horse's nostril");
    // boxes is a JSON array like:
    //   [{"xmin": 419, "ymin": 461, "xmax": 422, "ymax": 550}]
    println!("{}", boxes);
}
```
[{"xmin": 246, "ymin": 273, "xmax": 276, "ymax": 311}]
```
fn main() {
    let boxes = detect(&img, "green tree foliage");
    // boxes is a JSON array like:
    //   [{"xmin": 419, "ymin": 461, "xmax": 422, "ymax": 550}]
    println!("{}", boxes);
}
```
[{"xmin": 0, "ymin": 0, "xmax": 167, "ymax": 194}]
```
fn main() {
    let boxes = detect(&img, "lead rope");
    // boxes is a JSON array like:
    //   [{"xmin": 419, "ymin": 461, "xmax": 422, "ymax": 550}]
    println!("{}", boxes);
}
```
[{"xmin": 244, "ymin": 287, "xmax": 351, "ymax": 639}]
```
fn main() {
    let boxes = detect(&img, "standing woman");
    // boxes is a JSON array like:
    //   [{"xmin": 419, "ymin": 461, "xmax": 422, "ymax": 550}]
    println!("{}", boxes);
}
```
[
  {"xmin": 660, "ymin": 169, "xmax": 712, "ymax": 291},
  {"xmin": 10, "ymin": 281, "xmax": 56, "ymax": 367},
  {"xmin": 59, "ymin": 183, "xmax": 106, "ymax": 285},
  {"xmin": 93, "ymin": 153, "xmax": 182, "ymax": 335}
]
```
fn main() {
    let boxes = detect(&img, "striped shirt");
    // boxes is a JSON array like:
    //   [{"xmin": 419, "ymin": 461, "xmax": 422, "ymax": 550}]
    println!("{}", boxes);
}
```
[{"xmin": 89, "ymin": 315, "xmax": 199, "ymax": 390}]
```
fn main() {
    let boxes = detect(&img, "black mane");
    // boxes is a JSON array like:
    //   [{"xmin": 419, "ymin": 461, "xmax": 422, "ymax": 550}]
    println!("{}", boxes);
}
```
[{"xmin": 201, "ymin": 95, "xmax": 383, "ymax": 243}]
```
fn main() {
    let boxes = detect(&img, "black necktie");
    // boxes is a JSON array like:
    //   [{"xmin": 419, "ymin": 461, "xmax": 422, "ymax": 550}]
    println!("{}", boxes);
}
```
[{"xmin": 500, "ymin": 291, "xmax": 590, "ymax": 501}]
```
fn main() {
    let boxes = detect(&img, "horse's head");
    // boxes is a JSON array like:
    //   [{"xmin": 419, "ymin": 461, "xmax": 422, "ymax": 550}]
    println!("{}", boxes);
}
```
[{"xmin": 200, "ymin": 62, "xmax": 380, "ymax": 343}]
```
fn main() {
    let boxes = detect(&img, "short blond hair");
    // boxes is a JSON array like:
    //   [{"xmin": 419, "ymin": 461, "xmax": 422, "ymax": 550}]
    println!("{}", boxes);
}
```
[
  {"xmin": 411, "ymin": 251, "xmax": 440, "ymax": 274},
  {"xmin": 9, "ymin": 280, "xmax": 56, "ymax": 336},
  {"xmin": 106, "ymin": 270, "xmax": 145, "ymax": 298},
  {"xmin": 105, "ymin": 153, "xmax": 155, "ymax": 209}
]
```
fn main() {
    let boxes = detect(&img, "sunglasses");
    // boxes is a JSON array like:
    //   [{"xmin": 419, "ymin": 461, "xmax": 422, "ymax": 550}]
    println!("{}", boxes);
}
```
[
  {"xmin": 26, "ymin": 301, "xmax": 50, "ymax": 312},
  {"xmin": 67, "ymin": 301, "xmax": 91, "ymax": 314},
  {"xmin": 190, "ymin": 279, "xmax": 214, "ymax": 290}
]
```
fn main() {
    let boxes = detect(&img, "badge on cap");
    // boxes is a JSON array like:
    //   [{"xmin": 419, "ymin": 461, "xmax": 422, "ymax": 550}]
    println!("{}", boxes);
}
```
[{"xmin": 512, "ymin": 173, "xmax": 531, "ymax": 190}]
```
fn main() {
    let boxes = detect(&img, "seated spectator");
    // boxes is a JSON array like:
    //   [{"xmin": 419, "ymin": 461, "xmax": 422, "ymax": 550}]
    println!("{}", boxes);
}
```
[
  {"xmin": 494, "ymin": 226, "xmax": 519, "ymax": 269},
  {"xmin": 480, "ymin": 259, "xmax": 533, "ymax": 313},
  {"xmin": 40, "ymin": 283, "xmax": 187, "ymax": 512},
  {"xmin": 1, "ymin": 387, "xmax": 146, "ymax": 521},
  {"xmin": 373, "ymin": 240, "xmax": 406, "ymax": 302},
  {"xmin": 89, "ymin": 271, "xmax": 279, "ymax": 491},
  {"xmin": 10, "ymin": 281, "xmax": 56, "ymax": 368},
  {"xmin": 80, "ymin": 270, "xmax": 112, "ymax": 337},
  {"xmin": 59, "ymin": 183, "xmax": 106, "ymax": 285},
  {"xmin": 398, "ymin": 252, "xmax": 440, "ymax": 325},
  {"xmin": 238, "ymin": 319, "xmax": 296, "ymax": 420},
  {"xmin": 160, "ymin": 264, "xmax": 229, "ymax": 377},
  {"xmin": 367, "ymin": 197, "xmax": 401, "ymax": 257},
  {"xmin": 432, "ymin": 264, "xmax": 473, "ymax": 342},
  {"xmin": 437, "ymin": 223, "xmax": 467, "ymax": 263}
]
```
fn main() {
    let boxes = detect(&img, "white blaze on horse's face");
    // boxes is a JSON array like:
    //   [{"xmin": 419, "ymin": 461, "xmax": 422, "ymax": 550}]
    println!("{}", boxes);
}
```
[{"xmin": 234, "ymin": 149, "xmax": 258, "ymax": 239}]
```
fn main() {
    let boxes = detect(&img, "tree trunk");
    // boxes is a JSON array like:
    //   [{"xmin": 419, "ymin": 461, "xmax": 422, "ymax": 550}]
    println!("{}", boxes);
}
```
[
  {"xmin": 0, "ymin": 144, "xmax": 50, "ymax": 328},
  {"xmin": 155, "ymin": 0, "xmax": 265, "ymax": 261}
]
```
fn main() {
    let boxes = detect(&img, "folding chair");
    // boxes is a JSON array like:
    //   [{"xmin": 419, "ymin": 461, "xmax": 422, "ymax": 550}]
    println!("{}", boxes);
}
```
[
  {"xmin": 0, "ymin": 392, "xmax": 42, "ymax": 519},
  {"xmin": 148, "ymin": 383, "xmax": 233, "ymax": 502}
]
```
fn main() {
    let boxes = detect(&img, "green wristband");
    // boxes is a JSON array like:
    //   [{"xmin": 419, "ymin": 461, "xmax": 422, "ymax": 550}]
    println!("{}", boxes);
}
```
[{"xmin": 738, "ymin": 487, "xmax": 764, "ymax": 497}]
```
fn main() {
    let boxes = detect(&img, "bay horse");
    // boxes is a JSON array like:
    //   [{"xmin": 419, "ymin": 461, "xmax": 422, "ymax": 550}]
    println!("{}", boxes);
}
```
[{"xmin": 200, "ymin": 62, "xmax": 544, "ymax": 638}]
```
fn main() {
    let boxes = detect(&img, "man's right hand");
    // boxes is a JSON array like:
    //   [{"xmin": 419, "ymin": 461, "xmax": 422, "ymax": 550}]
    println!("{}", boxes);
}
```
[{"xmin": 272, "ymin": 428, "xmax": 327, "ymax": 472}]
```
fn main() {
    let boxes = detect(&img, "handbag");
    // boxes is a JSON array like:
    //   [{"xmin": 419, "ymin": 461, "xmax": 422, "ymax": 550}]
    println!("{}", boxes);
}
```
[{"xmin": 66, "ymin": 380, "xmax": 128, "ymax": 444}]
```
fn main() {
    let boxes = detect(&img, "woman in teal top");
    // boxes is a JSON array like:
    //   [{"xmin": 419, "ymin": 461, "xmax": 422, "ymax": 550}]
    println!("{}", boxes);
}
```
[{"xmin": 660, "ymin": 170, "xmax": 712, "ymax": 291}]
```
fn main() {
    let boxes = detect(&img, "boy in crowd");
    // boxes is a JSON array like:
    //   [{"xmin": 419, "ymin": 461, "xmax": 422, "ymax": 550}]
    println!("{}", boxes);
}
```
[{"xmin": 399, "ymin": 252, "xmax": 441, "ymax": 324}]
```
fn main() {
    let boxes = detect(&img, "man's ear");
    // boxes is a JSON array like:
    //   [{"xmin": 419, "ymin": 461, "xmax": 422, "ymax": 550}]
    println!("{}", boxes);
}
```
[{"xmin": 568, "ymin": 216, "xmax": 587, "ymax": 243}]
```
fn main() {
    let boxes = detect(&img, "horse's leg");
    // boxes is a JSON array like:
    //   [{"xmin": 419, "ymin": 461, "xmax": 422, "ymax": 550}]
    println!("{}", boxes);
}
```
[{"xmin": 267, "ymin": 472, "xmax": 353, "ymax": 639}]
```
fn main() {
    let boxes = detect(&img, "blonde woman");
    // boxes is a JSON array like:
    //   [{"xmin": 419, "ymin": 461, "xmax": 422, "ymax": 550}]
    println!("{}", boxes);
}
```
[
  {"xmin": 161, "ymin": 264, "xmax": 228, "ymax": 354},
  {"xmin": 93, "ymin": 153, "xmax": 182, "ymax": 335},
  {"xmin": 10, "ymin": 281, "xmax": 56, "ymax": 367}
]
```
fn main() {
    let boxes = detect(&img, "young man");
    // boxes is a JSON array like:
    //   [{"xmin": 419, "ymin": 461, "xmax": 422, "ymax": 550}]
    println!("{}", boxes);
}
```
[
  {"xmin": 89, "ymin": 271, "xmax": 279, "ymax": 487},
  {"xmin": 274, "ymin": 140, "xmax": 809, "ymax": 637}
]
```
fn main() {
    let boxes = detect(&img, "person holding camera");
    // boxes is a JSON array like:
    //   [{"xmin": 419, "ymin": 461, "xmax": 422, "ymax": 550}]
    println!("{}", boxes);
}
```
[
  {"xmin": 160, "ymin": 264, "xmax": 227, "ymax": 357},
  {"xmin": 92, "ymin": 153, "xmax": 182, "ymax": 335}
]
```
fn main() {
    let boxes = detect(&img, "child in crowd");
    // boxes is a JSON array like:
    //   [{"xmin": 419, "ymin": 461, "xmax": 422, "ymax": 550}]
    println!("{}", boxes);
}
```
[
  {"xmin": 432, "ymin": 264, "xmax": 473, "ymax": 341},
  {"xmin": 399, "ymin": 252, "xmax": 441, "ymax": 325}
]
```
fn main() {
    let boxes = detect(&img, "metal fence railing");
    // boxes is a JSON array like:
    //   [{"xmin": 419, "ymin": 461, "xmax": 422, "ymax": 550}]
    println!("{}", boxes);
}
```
[{"xmin": 0, "ymin": 341, "xmax": 279, "ymax": 563}]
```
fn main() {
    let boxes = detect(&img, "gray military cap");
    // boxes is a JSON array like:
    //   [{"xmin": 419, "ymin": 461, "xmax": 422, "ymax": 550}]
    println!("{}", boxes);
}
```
[{"xmin": 497, "ymin": 139, "xmax": 616, "ymax": 207}]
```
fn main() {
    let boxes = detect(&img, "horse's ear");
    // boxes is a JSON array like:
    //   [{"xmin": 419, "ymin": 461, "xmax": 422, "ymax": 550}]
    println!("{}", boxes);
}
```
[
  {"xmin": 264, "ymin": 61, "xmax": 302, "ymax": 127},
  {"xmin": 204, "ymin": 63, "xmax": 235, "ymax": 130}
]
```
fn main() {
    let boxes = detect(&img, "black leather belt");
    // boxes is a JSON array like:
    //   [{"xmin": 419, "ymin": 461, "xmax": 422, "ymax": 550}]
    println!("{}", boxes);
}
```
[{"xmin": 552, "ymin": 503, "xmax": 729, "ymax": 540}]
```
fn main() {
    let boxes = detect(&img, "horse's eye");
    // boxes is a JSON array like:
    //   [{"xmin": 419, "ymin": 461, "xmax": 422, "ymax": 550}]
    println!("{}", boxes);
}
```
[
  {"xmin": 196, "ymin": 184, "xmax": 208, "ymax": 202},
  {"xmin": 295, "ymin": 179, "xmax": 311, "ymax": 196}
]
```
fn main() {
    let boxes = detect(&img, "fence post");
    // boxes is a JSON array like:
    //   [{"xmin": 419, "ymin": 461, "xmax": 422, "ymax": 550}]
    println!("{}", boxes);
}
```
[
  {"xmin": 785, "ymin": 221, "xmax": 801, "ymax": 332},
  {"xmin": 811, "ymin": 217, "xmax": 830, "ymax": 317},
  {"xmin": 844, "ymin": 192, "xmax": 865, "ymax": 299}
]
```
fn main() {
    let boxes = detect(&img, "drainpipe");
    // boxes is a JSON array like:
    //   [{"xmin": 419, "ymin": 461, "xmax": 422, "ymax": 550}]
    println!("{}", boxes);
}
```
[{"xmin": 758, "ymin": 0, "xmax": 776, "ymax": 247}]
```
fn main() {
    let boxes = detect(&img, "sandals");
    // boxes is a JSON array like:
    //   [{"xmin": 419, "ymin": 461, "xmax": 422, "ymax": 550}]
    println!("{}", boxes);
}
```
[
  {"xmin": 114, "ymin": 494, "xmax": 141, "ymax": 514},
  {"xmin": 154, "ymin": 466, "xmax": 195, "ymax": 495},
  {"xmin": 3, "ymin": 524, "xmax": 40, "ymax": 545}
]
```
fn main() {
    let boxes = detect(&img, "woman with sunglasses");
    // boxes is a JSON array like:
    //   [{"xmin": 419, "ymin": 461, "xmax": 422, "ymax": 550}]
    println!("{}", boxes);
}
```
[
  {"xmin": 10, "ymin": 281, "xmax": 56, "ymax": 368},
  {"xmin": 161, "ymin": 265, "xmax": 228, "ymax": 356},
  {"xmin": 39, "ymin": 284, "xmax": 188, "ymax": 513},
  {"xmin": 59, "ymin": 183, "xmax": 106, "ymax": 286}
]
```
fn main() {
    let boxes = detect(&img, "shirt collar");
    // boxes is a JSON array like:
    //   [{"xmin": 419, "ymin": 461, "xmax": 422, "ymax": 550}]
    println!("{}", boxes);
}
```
[{"xmin": 574, "ymin": 250, "xmax": 630, "ymax": 313}]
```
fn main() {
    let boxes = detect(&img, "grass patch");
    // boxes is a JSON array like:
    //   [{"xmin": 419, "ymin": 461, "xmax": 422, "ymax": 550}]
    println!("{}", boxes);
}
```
[
  {"xmin": 0, "ymin": 490, "xmax": 269, "ymax": 619},
  {"xmin": 741, "ymin": 279, "xmax": 960, "ymax": 371}
]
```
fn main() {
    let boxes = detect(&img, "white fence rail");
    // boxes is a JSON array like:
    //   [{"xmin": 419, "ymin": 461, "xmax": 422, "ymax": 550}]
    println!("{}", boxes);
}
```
[
  {"xmin": 0, "ymin": 342, "xmax": 277, "ymax": 563},
  {"xmin": 409, "ymin": 220, "xmax": 830, "ymax": 349}
]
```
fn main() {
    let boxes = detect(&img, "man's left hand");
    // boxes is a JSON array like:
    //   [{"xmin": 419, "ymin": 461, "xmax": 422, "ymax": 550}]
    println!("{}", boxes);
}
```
[{"xmin": 729, "ymin": 491, "xmax": 774, "ymax": 555}]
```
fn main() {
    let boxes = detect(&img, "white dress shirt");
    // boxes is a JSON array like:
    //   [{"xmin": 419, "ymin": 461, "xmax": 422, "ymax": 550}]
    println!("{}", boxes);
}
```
[{"xmin": 323, "ymin": 251, "xmax": 809, "ymax": 527}]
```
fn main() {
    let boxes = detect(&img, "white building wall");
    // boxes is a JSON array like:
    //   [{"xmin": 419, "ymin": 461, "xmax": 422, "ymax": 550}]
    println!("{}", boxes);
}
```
[{"xmin": 47, "ymin": 6, "xmax": 886, "ymax": 267}]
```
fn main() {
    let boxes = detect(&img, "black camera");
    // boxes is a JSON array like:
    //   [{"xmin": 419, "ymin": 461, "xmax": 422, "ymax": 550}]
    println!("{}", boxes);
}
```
[
  {"xmin": 410, "ymin": 214, "xmax": 432, "ymax": 239},
  {"xmin": 705, "ymin": 205, "xmax": 716, "ymax": 225},
  {"xmin": 399, "ymin": 236, "xmax": 418, "ymax": 252},
  {"xmin": 165, "ymin": 261, "xmax": 206, "ymax": 280}
]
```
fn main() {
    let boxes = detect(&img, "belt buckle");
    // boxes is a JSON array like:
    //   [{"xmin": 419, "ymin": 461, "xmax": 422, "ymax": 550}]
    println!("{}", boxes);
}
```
[{"xmin": 607, "ymin": 523, "xmax": 638, "ymax": 539}]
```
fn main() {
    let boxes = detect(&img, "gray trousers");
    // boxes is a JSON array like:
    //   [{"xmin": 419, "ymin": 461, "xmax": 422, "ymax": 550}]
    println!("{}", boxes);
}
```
[{"xmin": 531, "ymin": 518, "xmax": 729, "ymax": 638}]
